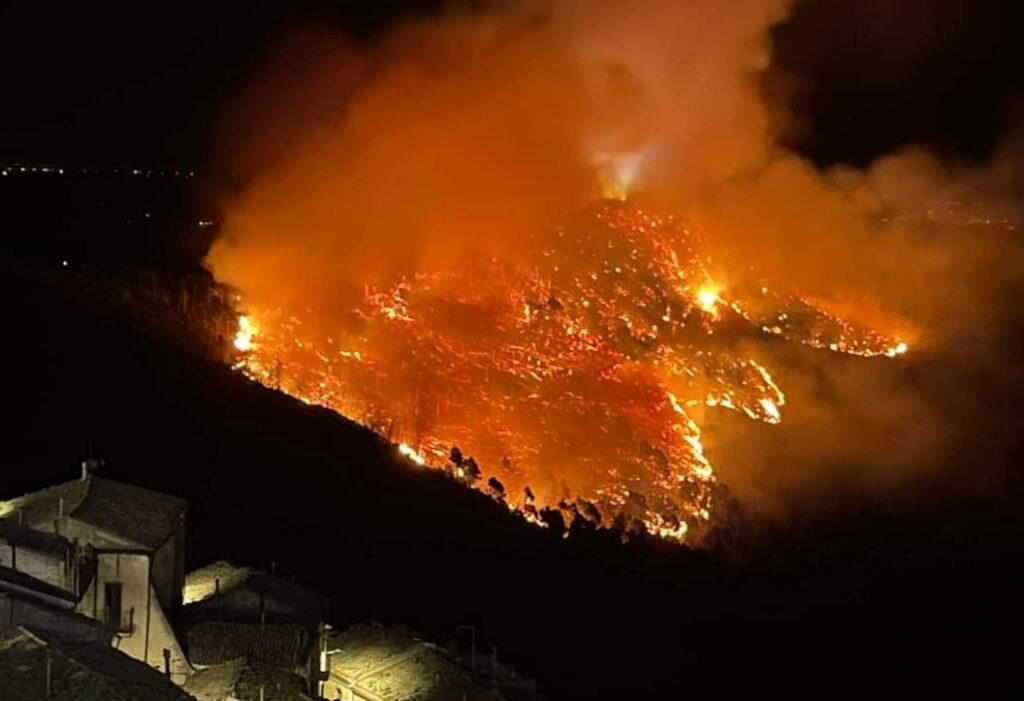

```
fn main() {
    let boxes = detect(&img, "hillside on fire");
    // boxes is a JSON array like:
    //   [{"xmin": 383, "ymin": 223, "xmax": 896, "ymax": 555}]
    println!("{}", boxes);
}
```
[
  {"xmin": 0, "ymin": 179, "xmax": 1022, "ymax": 696},
  {"xmin": 4, "ymin": 0, "xmax": 1024, "ymax": 698}
]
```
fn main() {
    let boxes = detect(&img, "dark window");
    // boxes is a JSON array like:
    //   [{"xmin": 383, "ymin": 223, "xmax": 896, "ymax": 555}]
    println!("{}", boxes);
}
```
[{"xmin": 104, "ymin": 582, "xmax": 122, "ymax": 628}]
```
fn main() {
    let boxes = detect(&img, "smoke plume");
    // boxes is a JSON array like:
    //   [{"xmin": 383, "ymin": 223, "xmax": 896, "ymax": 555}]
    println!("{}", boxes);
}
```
[{"xmin": 207, "ymin": 0, "xmax": 1024, "ymax": 526}]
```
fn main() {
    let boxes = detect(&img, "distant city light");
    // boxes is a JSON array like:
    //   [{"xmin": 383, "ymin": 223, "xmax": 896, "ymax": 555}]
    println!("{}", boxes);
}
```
[{"xmin": 0, "ymin": 162, "xmax": 199, "ymax": 178}]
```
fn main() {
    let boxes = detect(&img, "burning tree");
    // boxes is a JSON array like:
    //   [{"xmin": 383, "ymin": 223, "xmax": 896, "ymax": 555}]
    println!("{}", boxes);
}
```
[{"xmin": 231, "ymin": 199, "xmax": 906, "ymax": 540}]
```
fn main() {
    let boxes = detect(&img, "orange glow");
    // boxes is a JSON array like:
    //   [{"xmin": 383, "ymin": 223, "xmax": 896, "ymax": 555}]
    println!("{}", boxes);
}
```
[{"xmin": 229, "ymin": 200, "xmax": 906, "ymax": 540}]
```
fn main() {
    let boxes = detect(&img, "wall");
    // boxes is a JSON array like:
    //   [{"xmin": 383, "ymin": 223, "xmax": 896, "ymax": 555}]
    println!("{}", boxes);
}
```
[
  {"xmin": 75, "ymin": 551, "xmax": 191, "ymax": 683},
  {"xmin": 151, "ymin": 527, "xmax": 181, "ymax": 618},
  {"xmin": 0, "ymin": 540, "xmax": 67, "ymax": 590}
]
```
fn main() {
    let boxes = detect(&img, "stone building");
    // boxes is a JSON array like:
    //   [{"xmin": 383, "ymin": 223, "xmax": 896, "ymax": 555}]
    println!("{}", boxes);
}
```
[
  {"xmin": 0, "ymin": 459, "xmax": 191, "ymax": 681},
  {"xmin": 181, "ymin": 561, "xmax": 330, "ymax": 701}
]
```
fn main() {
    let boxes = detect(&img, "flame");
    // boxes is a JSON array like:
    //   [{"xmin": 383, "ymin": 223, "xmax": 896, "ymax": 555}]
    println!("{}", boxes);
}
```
[
  {"xmin": 398, "ymin": 443, "xmax": 427, "ymax": 466},
  {"xmin": 234, "ymin": 315, "xmax": 256, "ymax": 352},
  {"xmin": 695, "ymin": 285, "xmax": 720, "ymax": 316},
  {"xmin": 230, "ymin": 200, "xmax": 906, "ymax": 541}
]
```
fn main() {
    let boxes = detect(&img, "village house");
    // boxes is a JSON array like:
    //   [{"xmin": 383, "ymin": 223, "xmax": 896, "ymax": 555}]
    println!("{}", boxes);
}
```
[
  {"xmin": 0, "ymin": 458, "xmax": 191, "ymax": 681},
  {"xmin": 181, "ymin": 560, "xmax": 330, "ymax": 701}
]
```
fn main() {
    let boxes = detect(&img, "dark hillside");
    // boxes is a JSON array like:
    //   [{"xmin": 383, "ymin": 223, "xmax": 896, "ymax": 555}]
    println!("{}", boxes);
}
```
[{"xmin": 0, "ymin": 174, "xmax": 1022, "ymax": 697}]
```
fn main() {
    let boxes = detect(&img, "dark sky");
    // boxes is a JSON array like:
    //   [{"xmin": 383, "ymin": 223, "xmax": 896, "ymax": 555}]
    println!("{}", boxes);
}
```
[{"xmin": 0, "ymin": 0, "xmax": 1022, "ymax": 170}]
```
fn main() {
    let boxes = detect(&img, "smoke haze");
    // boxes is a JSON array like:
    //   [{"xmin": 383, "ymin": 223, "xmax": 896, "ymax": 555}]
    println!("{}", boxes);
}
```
[{"xmin": 206, "ymin": 0, "xmax": 1024, "ymax": 525}]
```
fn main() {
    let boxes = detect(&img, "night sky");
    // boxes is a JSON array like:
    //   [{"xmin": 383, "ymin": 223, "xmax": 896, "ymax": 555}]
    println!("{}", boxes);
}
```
[{"xmin": 1, "ymin": 0, "xmax": 1023, "ymax": 170}]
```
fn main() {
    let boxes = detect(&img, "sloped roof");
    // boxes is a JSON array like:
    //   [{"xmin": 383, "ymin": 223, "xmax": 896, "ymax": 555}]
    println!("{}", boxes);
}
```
[
  {"xmin": 185, "ymin": 658, "xmax": 310, "ymax": 701},
  {"xmin": 184, "ymin": 561, "xmax": 328, "ymax": 621},
  {"xmin": 0, "ymin": 472, "xmax": 187, "ymax": 549},
  {"xmin": 183, "ymin": 657, "xmax": 246, "ymax": 701},
  {"xmin": 71, "ymin": 476, "xmax": 187, "ymax": 548},
  {"xmin": 0, "ymin": 518, "xmax": 72, "ymax": 556},
  {"xmin": 0, "ymin": 564, "xmax": 78, "ymax": 604},
  {"xmin": 187, "ymin": 622, "xmax": 308, "ymax": 668},
  {"xmin": 0, "ymin": 478, "xmax": 87, "ymax": 527},
  {"xmin": 0, "ymin": 590, "xmax": 109, "ymax": 642},
  {"xmin": 329, "ymin": 624, "xmax": 498, "ymax": 701},
  {"xmin": 0, "ymin": 626, "xmax": 196, "ymax": 701}
]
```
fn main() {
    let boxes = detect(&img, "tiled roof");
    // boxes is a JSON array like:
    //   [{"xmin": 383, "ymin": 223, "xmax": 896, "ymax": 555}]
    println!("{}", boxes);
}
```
[
  {"xmin": 185, "ymin": 658, "xmax": 310, "ymax": 701},
  {"xmin": 232, "ymin": 661, "xmax": 311, "ymax": 701},
  {"xmin": 0, "ymin": 591, "xmax": 109, "ymax": 642},
  {"xmin": 0, "ymin": 478, "xmax": 87, "ymax": 527},
  {"xmin": 0, "ymin": 626, "xmax": 196, "ymax": 701},
  {"xmin": 184, "ymin": 561, "xmax": 328, "ymax": 621},
  {"xmin": 187, "ymin": 622, "xmax": 308, "ymax": 668},
  {"xmin": 183, "ymin": 657, "xmax": 246, "ymax": 701},
  {"xmin": 0, "ymin": 472, "xmax": 187, "ymax": 550},
  {"xmin": 71, "ymin": 476, "xmax": 187, "ymax": 548},
  {"xmin": 0, "ymin": 518, "xmax": 72, "ymax": 556},
  {"xmin": 0, "ymin": 564, "xmax": 78, "ymax": 604}
]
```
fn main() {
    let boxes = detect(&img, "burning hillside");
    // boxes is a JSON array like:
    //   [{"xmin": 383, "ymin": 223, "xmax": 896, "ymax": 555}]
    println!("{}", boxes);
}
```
[
  {"xmin": 204, "ymin": 0, "xmax": 1024, "ymax": 543},
  {"xmin": 230, "ymin": 199, "xmax": 905, "ymax": 539}
]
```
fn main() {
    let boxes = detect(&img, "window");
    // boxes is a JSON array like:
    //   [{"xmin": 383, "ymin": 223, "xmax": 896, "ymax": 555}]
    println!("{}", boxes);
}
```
[{"xmin": 104, "ymin": 582, "xmax": 123, "ymax": 628}]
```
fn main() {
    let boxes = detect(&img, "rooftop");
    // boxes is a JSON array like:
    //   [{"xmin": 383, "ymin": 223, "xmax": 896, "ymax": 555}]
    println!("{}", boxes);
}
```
[
  {"xmin": 187, "ymin": 621, "xmax": 308, "ymax": 668},
  {"xmin": 184, "ymin": 560, "xmax": 329, "ymax": 623},
  {"xmin": 0, "ymin": 518, "xmax": 72, "ymax": 556},
  {"xmin": 0, "ymin": 564, "xmax": 79, "ymax": 605},
  {"xmin": 185, "ymin": 658, "xmax": 310, "ymax": 701},
  {"xmin": 72, "ymin": 476, "xmax": 187, "ymax": 548},
  {"xmin": 0, "ymin": 626, "xmax": 195, "ymax": 701},
  {"xmin": 0, "ymin": 467, "xmax": 187, "ymax": 549},
  {"xmin": 329, "ymin": 624, "xmax": 499, "ymax": 701}
]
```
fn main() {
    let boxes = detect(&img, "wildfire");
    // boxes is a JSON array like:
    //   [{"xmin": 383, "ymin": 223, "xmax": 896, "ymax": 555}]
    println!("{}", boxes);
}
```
[
  {"xmin": 695, "ymin": 285, "xmax": 720, "ymax": 316},
  {"xmin": 230, "ymin": 200, "xmax": 907, "ymax": 540},
  {"xmin": 233, "ymin": 315, "xmax": 256, "ymax": 352}
]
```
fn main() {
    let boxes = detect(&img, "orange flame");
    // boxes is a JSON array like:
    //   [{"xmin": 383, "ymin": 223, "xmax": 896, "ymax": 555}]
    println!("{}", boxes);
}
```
[{"xmin": 230, "ymin": 200, "xmax": 907, "ymax": 540}]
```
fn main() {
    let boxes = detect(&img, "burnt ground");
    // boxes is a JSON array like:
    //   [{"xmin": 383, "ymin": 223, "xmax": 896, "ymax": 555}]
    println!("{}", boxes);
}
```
[{"xmin": 1, "ymin": 174, "xmax": 1023, "ymax": 698}]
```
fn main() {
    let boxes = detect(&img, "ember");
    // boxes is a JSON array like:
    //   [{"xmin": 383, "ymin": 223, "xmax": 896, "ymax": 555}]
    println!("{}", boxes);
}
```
[{"xmin": 230, "ymin": 199, "xmax": 906, "ymax": 540}]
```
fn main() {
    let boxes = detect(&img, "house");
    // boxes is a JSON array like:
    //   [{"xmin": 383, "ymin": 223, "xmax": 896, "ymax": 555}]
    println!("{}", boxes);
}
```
[
  {"xmin": 0, "ymin": 458, "xmax": 191, "ymax": 681},
  {"xmin": 0, "ymin": 625, "xmax": 196, "ymax": 701},
  {"xmin": 182, "ymin": 561, "xmax": 330, "ymax": 700}
]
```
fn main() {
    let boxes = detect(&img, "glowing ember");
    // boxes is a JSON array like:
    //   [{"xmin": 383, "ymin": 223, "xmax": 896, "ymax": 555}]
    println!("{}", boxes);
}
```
[{"xmin": 230, "ymin": 200, "xmax": 907, "ymax": 540}]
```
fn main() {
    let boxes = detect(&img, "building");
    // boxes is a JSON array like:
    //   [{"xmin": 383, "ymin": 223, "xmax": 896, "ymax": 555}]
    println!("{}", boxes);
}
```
[
  {"xmin": 181, "ymin": 561, "xmax": 330, "ymax": 700},
  {"xmin": 0, "ymin": 625, "xmax": 195, "ymax": 701},
  {"xmin": 0, "ymin": 458, "xmax": 191, "ymax": 681}
]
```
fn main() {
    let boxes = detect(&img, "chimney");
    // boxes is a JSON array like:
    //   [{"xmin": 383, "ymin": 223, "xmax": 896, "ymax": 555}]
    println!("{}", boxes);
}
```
[
  {"xmin": 81, "ymin": 457, "xmax": 103, "ymax": 481},
  {"xmin": 163, "ymin": 649, "xmax": 171, "ymax": 678}
]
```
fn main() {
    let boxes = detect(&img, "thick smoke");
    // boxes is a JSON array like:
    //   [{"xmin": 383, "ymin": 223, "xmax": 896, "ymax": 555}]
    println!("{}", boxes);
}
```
[{"xmin": 207, "ymin": 0, "xmax": 1023, "ymax": 522}]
